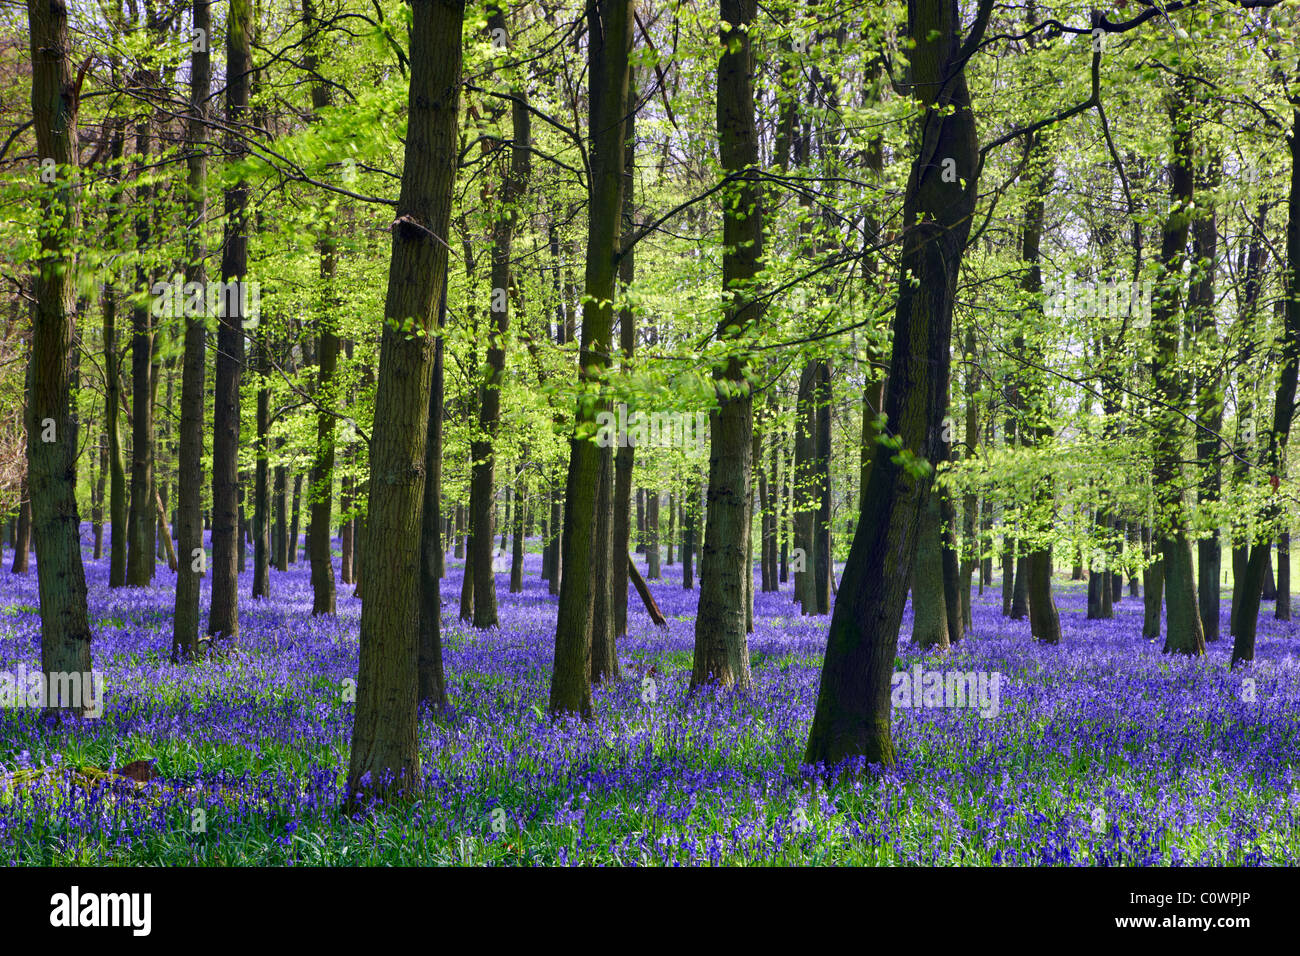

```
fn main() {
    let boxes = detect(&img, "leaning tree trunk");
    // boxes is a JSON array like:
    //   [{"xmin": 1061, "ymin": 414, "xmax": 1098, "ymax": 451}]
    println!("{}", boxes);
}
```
[
  {"xmin": 26, "ymin": 0, "xmax": 94, "ymax": 709},
  {"xmin": 347, "ymin": 0, "xmax": 464, "ymax": 803},
  {"xmin": 549, "ymin": 0, "xmax": 632, "ymax": 718},
  {"xmin": 805, "ymin": 0, "xmax": 980, "ymax": 769},
  {"xmin": 691, "ymin": 0, "xmax": 763, "ymax": 691}
]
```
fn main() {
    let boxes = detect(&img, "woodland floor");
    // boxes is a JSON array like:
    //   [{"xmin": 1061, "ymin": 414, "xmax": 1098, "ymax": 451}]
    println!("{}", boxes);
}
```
[{"xmin": 1, "ymin": 531, "xmax": 1298, "ymax": 865}]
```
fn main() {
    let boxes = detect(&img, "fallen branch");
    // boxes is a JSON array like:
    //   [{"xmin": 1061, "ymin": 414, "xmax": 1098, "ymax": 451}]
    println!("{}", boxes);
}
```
[{"xmin": 628, "ymin": 557, "xmax": 667, "ymax": 627}]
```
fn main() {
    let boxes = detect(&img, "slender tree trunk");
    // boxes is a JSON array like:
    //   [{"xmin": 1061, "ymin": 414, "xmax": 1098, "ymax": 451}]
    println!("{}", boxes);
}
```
[
  {"xmin": 418, "ymin": 285, "xmax": 449, "ymax": 710},
  {"xmin": 1278, "ymin": 531, "xmax": 1291, "ymax": 620},
  {"xmin": 100, "ymin": 160, "xmax": 126, "ymax": 582},
  {"xmin": 910, "ymin": 490, "xmax": 949, "ymax": 649},
  {"xmin": 549, "ymin": 0, "xmax": 632, "ymax": 718},
  {"xmin": 273, "ymin": 462, "xmax": 288, "ymax": 571},
  {"xmin": 691, "ymin": 0, "xmax": 762, "ymax": 691},
  {"xmin": 172, "ymin": 0, "xmax": 210, "ymax": 660},
  {"xmin": 305, "ymin": 7, "xmax": 341, "ymax": 613},
  {"xmin": 208, "ymin": 0, "xmax": 251, "ymax": 642},
  {"xmin": 510, "ymin": 467, "xmax": 524, "ymax": 594},
  {"xmin": 289, "ymin": 473, "xmax": 303, "ymax": 564},
  {"xmin": 613, "ymin": 84, "xmax": 636, "ymax": 638},
  {"xmin": 11, "ymin": 492, "xmax": 30, "ymax": 574},
  {"xmin": 591, "ymin": 439, "xmax": 618, "ymax": 684},
  {"xmin": 1263, "ymin": 543, "xmax": 1277, "ymax": 600},
  {"xmin": 126, "ymin": 106, "xmax": 156, "ymax": 588},
  {"xmin": 252, "ymin": 350, "xmax": 271, "ymax": 599},
  {"xmin": 92, "ymin": 432, "xmax": 106, "ymax": 560},
  {"xmin": 1142, "ymin": 526, "xmax": 1164, "ymax": 639}
]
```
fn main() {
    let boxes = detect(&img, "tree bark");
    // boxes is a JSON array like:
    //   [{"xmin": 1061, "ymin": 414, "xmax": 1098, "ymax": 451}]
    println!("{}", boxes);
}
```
[
  {"xmin": 1151, "ymin": 87, "xmax": 1204, "ymax": 656},
  {"xmin": 805, "ymin": 0, "xmax": 980, "ymax": 769},
  {"xmin": 418, "ymin": 285, "xmax": 449, "ymax": 710},
  {"xmin": 126, "ymin": 102, "xmax": 156, "ymax": 588},
  {"xmin": 25, "ymin": 0, "xmax": 94, "ymax": 710},
  {"xmin": 208, "ymin": 0, "xmax": 251, "ymax": 642},
  {"xmin": 691, "ymin": 0, "xmax": 762, "ymax": 691},
  {"xmin": 173, "ymin": 0, "xmax": 210, "ymax": 660},
  {"xmin": 549, "ymin": 0, "xmax": 632, "ymax": 718},
  {"xmin": 347, "ymin": 0, "xmax": 463, "ymax": 802},
  {"xmin": 910, "ymin": 490, "xmax": 949, "ymax": 649}
]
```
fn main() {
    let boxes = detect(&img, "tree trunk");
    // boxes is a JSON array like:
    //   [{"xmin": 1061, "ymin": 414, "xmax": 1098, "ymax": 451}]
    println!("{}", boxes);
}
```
[
  {"xmin": 547, "ymin": 492, "xmax": 561, "ymax": 595},
  {"xmin": 418, "ymin": 285, "xmax": 449, "ymax": 711},
  {"xmin": 691, "ymin": 0, "xmax": 762, "ymax": 691},
  {"xmin": 103, "ymin": 150, "xmax": 127, "ymax": 587},
  {"xmin": 173, "ymin": 0, "xmax": 210, "ymax": 661},
  {"xmin": 613, "ymin": 97, "xmax": 636, "ymax": 636},
  {"xmin": 126, "ymin": 97, "xmax": 156, "ymax": 588},
  {"xmin": 805, "ymin": 0, "xmax": 979, "ymax": 769},
  {"xmin": 1277, "ymin": 531, "xmax": 1291, "ymax": 620},
  {"xmin": 11, "ymin": 489, "xmax": 30, "ymax": 574},
  {"xmin": 346, "ymin": 0, "xmax": 463, "ymax": 803},
  {"xmin": 549, "ymin": 0, "xmax": 631, "ymax": 719},
  {"xmin": 273, "ymin": 462, "xmax": 288, "ymax": 572},
  {"xmin": 252, "ymin": 352, "xmax": 271, "ymax": 599},
  {"xmin": 646, "ymin": 489, "xmax": 660, "ymax": 579},
  {"xmin": 591, "ymin": 439, "xmax": 617, "ymax": 684},
  {"xmin": 289, "ymin": 473, "xmax": 303, "ymax": 564},
  {"xmin": 510, "ymin": 467, "xmax": 524, "ymax": 594},
  {"xmin": 309, "ymin": 314, "xmax": 339, "ymax": 614},
  {"xmin": 682, "ymin": 480, "xmax": 695, "ymax": 590},
  {"xmin": 25, "ymin": 0, "xmax": 94, "ymax": 709},
  {"xmin": 1262, "ymin": 543, "xmax": 1276, "ymax": 600},
  {"xmin": 305, "ymin": 6, "xmax": 340, "ymax": 611},
  {"xmin": 910, "ymin": 491, "xmax": 949, "ymax": 649},
  {"xmin": 1151, "ymin": 87, "xmax": 1205, "ymax": 656},
  {"xmin": 92, "ymin": 432, "xmax": 105, "ymax": 560},
  {"xmin": 1142, "ymin": 526, "xmax": 1164, "ymax": 639},
  {"xmin": 1232, "ymin": 97, "xmax": 1300, "ymax": 665},
  {"xmin": 208, "ymin": 0, "xmax": 250, "ymax": 643}
]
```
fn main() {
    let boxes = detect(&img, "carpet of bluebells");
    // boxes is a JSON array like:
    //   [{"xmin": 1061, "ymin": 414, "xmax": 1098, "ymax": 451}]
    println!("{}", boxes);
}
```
[{"xmin": 1, "ymin": 526, "xmax": 1298, "ymax": 866}]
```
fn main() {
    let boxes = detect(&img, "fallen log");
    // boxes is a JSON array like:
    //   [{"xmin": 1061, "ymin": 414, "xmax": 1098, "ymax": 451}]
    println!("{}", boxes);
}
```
[
  {"xmin": 155, "ymin": 489, "xmax": 179, "ymax": 572},
  {"xmin": 628, "ymin": 557, "xmax": 667, "ymax": 627}
]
